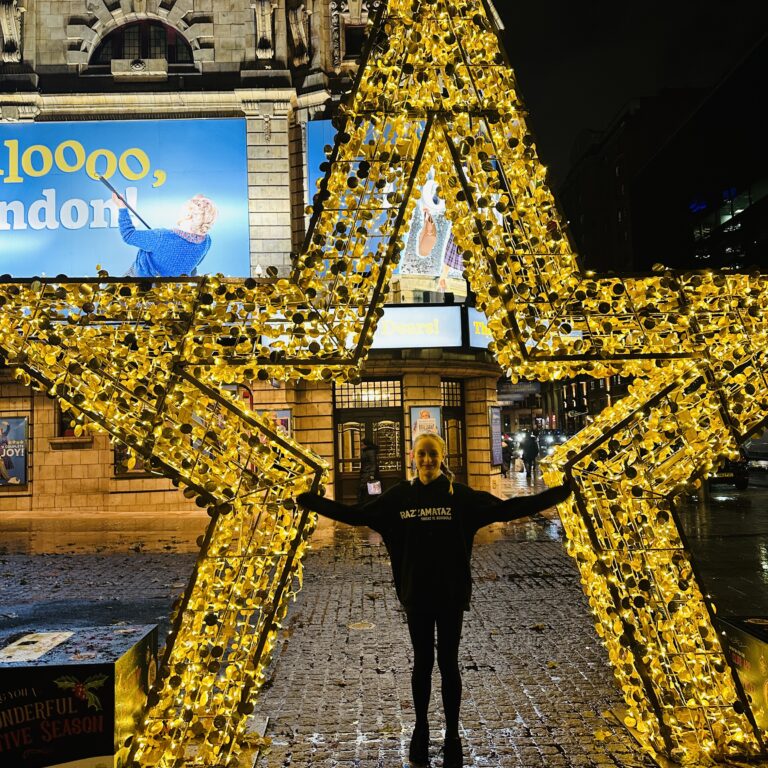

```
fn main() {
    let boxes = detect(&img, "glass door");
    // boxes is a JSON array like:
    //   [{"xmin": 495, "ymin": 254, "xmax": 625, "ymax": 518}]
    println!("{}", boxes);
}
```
[{"xmin": 335, "ymin": 413, "xmax": 404, "ymax": 504}]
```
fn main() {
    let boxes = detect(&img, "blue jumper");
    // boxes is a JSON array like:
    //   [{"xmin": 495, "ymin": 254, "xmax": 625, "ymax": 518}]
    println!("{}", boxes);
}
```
[{"xmin": 119, "ymin": 208, "xmax": 211, "ymax": 277}]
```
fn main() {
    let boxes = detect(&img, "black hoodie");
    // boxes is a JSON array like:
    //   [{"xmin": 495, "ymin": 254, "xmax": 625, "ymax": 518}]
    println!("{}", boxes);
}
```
[{"xmin": 297, "ymin": 476, "xmax": 570, "ymax": 611}]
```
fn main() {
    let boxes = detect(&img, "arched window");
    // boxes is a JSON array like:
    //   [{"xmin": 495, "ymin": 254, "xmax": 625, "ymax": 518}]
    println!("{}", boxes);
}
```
[{"xmin": 91, "ymin": 20, "xmax": 194, "ymax": 66}]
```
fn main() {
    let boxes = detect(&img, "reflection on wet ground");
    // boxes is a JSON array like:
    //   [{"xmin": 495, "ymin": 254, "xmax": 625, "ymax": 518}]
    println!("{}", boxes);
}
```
[
  {"xmin": 311, "ymin": 469, "xmax": 768, "ymax": 619},
  {"xmin": 677, "ymin": 472, "xmax": 768, "ymax": 617}
]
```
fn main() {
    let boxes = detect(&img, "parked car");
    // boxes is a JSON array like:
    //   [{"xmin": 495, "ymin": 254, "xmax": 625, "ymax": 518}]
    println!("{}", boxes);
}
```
[{"xmin": 708, "ymin": 456, "xmax": 749, "ymax": 490}]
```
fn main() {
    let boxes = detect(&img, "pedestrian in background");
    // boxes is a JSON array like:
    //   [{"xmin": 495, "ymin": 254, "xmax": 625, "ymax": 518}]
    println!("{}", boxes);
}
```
[
  {"xmin": 501, "ymin": 440, "xmax": 513, "ymax": 478},
  {"xmin": 297, "ymin": 432, "xmax": 571, "ymax": 768},
  {"xmin": 521, "ymin": 432, "xmax": 540, "ymax": 482},
  {"xmin": 358, "ymin": 437, "xmax": 381, "ymax": 502}
]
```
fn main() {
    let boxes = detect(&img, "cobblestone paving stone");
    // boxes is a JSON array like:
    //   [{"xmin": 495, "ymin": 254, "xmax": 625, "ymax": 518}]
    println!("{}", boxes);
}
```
[
  {"xmin": 0, "ymin": 552, "xmax": 196, "ymax": 643},
  {"xmin": 252, "ymin": 521, "xmax": 657, "ymax": 768}
]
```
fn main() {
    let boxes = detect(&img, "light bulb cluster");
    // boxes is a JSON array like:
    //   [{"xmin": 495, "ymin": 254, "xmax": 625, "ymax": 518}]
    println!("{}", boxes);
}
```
[
  {"xmin": 543, "ymin": 359, "xmax": 764, "ymax": 763},
  {"xmin": 0, "ymin": 0, "xmax": 765, "ymax": 765}
]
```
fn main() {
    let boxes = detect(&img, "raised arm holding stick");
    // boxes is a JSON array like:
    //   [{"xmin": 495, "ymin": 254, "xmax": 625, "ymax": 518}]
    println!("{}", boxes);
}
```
[{"xmin": 107, "ymin": 185, "xmax": 218, "ymax": 278}]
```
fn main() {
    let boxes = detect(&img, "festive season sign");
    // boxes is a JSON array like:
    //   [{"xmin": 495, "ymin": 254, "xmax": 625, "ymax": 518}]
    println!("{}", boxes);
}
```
[
  {"xmin": 0, "ymin": 1, "xmax": 766, "ymax": 766},
  {"xmin": 0, "ymin": 626, "xmax": 156, "ymax": 768}
]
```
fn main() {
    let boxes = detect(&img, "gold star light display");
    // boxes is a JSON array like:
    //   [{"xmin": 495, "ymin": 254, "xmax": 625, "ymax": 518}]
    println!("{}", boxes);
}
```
[{"xmin": 0, "ymin": 0, "xmax": 765, "ymax": 765}]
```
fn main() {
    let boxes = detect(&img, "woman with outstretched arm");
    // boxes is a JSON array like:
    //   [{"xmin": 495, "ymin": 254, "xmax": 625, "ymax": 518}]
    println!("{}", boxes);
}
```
[{"xmin": 297, "ymin": 431, "xmax": 572, "ymax": 768}]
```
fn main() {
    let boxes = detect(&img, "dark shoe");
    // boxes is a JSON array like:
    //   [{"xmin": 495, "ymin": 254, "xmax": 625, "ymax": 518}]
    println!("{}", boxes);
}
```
[
  {"xmin": 443, "ymin": 735, "xmax": 463, "ymax": 768},
  {"xmin": 409, "ymin": 724, "xmax": 429, "ymax": 765}
]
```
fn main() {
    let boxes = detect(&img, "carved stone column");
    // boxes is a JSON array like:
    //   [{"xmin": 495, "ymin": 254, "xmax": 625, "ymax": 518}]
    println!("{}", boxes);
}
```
[
  {"xmin": 0, "ymin": 0, "xmax": 24, "ymax": 64},
  {"xmin": 287, "ymin": 1, "xmax": 310, "ymax": 68},
  {"xmin": 252, "ymin": 0, "xmax": 278, "ymax": 61}
]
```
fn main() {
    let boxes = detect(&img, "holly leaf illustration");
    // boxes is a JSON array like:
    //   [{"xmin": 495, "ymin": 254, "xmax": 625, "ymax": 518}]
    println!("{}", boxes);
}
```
[
  {"xmin": 85, "ymin": 674, "xmax": 109, "ymax": 691},
  {"xmin": 54, "ymin": 676, "xmax": 78, "ymax": 690},
  {"xmin": 85, "ymin": 690, "xmax": 103, "ymax": 712}
]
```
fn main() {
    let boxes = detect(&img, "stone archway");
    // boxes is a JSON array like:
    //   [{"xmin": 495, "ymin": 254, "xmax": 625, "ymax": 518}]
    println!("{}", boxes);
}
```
[{"xmin": 67, "ymin": 0, "xmax": 209, "ymax": 69}]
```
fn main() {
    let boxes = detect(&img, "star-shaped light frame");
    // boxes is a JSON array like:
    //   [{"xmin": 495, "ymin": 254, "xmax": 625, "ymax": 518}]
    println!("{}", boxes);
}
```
[{"xmin": 0, "ymin": 0, "xmax": 765, "ymax": 765}]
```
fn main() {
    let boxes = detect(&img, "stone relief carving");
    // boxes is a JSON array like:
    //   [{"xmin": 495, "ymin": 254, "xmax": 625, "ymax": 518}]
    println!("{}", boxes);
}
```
[
  {"xmin": 85, "ymin": 0, "xmax": 149, "ymax": 19},
  {"xmin": 0, "ymin": 0, "xmax": 24, "ymax": 64},
  {"xmin": 287, "ymin": 1, "xmax": 311, "ymax": 67},
  {"xmin": 68, "ymin": 1, "xmax": 203, "ymax": 70},
  {"xmin": 84, "ymin": 0, "xmax": 102, "ymax": 11},
  {"xmin": 252, "ymin": 0, "xmax": 278, "ymax": 61},
  {"xmin": 346, "ymin": 0, "xmax": 363, "ymax": 23}
]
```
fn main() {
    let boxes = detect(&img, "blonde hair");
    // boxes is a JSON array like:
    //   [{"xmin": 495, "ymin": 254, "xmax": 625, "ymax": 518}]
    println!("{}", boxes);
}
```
[
  {"xmin": 412, "ymin": 431, "xmax": 455, "ymax": 494},
  {"xmin": 179, "ymin": 195, "xmax": 218, "ymax": 235}
]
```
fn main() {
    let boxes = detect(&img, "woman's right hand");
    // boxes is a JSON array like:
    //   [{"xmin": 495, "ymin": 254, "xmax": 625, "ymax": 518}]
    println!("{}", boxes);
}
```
[{"xmin": 112, "ymin": 191, "xmax": 127, "ymax": 209}]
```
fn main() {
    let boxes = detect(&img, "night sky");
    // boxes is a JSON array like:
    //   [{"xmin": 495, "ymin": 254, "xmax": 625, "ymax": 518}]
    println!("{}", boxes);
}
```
[{"xmin": 493, "ymin": 1, "xmax": 768, "ymax": 187}]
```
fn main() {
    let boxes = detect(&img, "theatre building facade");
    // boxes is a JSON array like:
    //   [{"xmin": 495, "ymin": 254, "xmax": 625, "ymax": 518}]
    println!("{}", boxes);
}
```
[{"xmin": 0, "ymin": 0, "xmax": 517, "ymax": 551}]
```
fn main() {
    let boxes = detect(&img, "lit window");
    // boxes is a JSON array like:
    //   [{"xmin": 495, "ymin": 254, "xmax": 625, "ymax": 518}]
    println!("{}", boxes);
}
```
[{"xmin": 91, "ymin": 21, "xmax": 194, "ymax": 66}]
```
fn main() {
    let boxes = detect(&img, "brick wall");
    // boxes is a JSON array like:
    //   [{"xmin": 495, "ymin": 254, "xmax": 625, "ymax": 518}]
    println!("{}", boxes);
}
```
[
  {"xmin": 465, "ymin": 375, "xmax": 503, "ymax": 495},
  {"xmin": 0, "ymin": 374, "xmax": 204, "ymax": 553}
]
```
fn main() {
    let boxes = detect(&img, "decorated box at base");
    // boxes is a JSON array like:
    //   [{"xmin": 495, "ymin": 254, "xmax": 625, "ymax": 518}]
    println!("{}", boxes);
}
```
[
  {"xmin": 719, "ymin": 617, "xmax": 768, "ymax": 734},
  {"xmin": 0, "ymin": 626, "xmax": 157, "ymax": 768}
]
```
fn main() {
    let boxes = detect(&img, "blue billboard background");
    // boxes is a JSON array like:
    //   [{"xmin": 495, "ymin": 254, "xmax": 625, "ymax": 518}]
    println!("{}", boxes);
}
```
[{"xmin": 0, "ymin": 119, "xmax": 250, "ymax": 277}]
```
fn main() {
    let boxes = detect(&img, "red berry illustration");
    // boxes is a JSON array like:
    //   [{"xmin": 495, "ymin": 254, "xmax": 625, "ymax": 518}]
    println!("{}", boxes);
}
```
[{"xmin": 73, "ymin": 683, "xmax": 87, "ymax": 700}]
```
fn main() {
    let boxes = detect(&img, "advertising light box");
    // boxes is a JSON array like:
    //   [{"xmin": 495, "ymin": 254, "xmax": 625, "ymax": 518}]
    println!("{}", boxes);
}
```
[
  {"xmin": 371, "ymin": 305, "xmax": 462, "ymax": 349},
  {"xmin": 0, "ymin": 416, "xmax": 27, "ymax": 487},
  {"xmin": 0, "ymin": 119, "xmax": 250, "ymax": 278}
]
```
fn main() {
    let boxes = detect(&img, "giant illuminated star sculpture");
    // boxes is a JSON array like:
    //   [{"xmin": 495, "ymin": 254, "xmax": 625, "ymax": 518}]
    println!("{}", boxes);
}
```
[{"xmin": 0, "ymin": 0, "xmax": 765, "ymax": 765}]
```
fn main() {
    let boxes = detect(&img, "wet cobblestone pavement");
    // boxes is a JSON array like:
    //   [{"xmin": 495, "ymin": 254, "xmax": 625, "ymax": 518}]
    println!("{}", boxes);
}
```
[
  {"xmin": 249, "ymin": 522, "xmax": 654, "ymax": 768},
  {"xmin": 3, "ymin": 470, "xmax": 768, "ymax": 766}
]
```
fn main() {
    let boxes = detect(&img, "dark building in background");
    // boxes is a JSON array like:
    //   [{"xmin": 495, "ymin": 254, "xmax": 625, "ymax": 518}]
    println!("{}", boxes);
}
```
[
  {"xmin": 561, "ymin": 36, "xmax": 767, "ymax": 274},
  {"xmin": 560, "ymin": 90, "xmax": 704, "ymax": 273},
  {"xmin": 632, "ymin": 37, "xmax": 767, "ymax": 272}
]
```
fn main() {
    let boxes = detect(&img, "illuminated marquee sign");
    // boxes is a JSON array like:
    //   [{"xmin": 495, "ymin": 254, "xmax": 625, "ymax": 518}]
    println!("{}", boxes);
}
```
[
  {"xmin": 468, "ymin": 307, "xmax": 492, "ymax": 349},
  {"xmin": 372, "ymin": 305, "xmax": 462, "ymax": 349}
]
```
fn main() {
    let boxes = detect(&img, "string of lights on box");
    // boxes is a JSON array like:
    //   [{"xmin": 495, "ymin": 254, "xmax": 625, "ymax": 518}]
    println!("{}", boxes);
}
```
[{"xmin": 1, "ymin": 0, "xmax": 766, "ymax": 765}]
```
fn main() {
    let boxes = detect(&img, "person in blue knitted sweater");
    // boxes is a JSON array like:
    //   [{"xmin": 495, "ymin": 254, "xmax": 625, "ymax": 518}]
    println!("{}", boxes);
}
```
[{"xmin": 112, "ymin": 192, "xmax": 218, "ymax": 277}]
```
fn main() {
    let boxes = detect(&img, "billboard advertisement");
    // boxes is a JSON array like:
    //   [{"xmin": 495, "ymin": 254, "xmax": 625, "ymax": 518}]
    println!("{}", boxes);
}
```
[
  {"xmin": 0, "ymin": 416, "xmax": 28, "ymax": 486},
  {"xmin": 0, "ymin": 119, "xmax": 250, "ymax": 278},
  {"xmin": 306, "ymin": 120, "xmax": 466, "ymax": 291}
]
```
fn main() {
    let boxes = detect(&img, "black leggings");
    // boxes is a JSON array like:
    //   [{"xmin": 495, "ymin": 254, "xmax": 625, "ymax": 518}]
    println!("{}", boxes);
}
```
[{"xmin": 406, "ymin": 606, "xmax": 464, "ymax": 736}]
